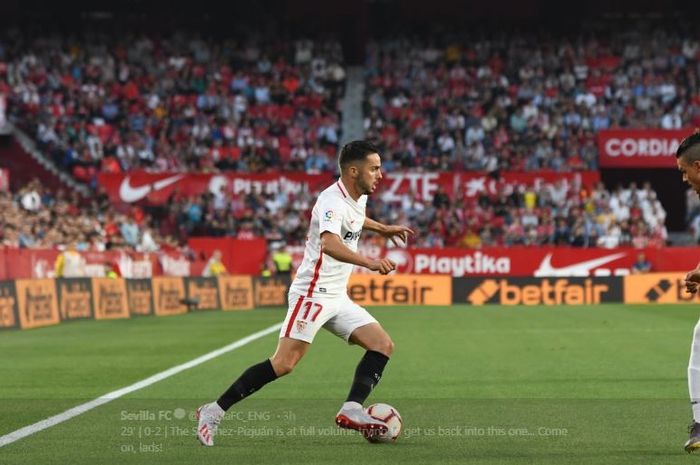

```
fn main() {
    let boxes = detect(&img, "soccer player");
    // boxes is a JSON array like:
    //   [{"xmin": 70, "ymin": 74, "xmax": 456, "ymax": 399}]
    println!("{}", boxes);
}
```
[
  {"xmin": 676, "ymin": 132, "xmax": 700, "ymax": 452},
  {"xmin": 196, "ymin": 140, "xmax": 414, "ymax": 446}
]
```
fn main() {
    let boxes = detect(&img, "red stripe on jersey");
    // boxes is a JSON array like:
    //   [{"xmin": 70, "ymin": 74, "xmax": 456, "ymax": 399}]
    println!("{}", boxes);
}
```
[
  {"xmin": 306, "ymin": 250, "xmax": 324, "ymax": 297},
  {"xmin": 284, "ymin": 296, "xmax": 304, "ymax": 337},
  {"xmin": 336, "ymin": 182, "xmax": 347, "ymax": 198}
]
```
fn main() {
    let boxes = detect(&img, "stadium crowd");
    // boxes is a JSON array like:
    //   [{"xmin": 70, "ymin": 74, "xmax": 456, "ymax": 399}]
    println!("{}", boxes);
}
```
[
  {"xmin": 363, "ymin": 26, "xmax": 700, "ymax": 171},
  {"xmin": 2, "ymin": 24, "xmax": 699, "ymax": 182},
  {"xmin": 0, "ymin": 24, "xmax": 682, "ymax": 250},
  {"xmin": 0, "ymin": 177, "xmax": 667, "ymax": 251},
  {"xmin": 0, "ymin": 32, "xmax": 344, "ymax": 185},
  {"xmin": 0, "ymin": 179, "xmax": 178, "ymax": 252}
]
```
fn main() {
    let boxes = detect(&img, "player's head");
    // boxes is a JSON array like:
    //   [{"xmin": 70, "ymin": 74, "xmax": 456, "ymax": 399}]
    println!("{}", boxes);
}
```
[
  {"xmin": 338, "ymin": 140, "xmax": 382, "ymax": 195},
  {"xmin": 677, "ymin": 132, "xmax": 700, "ymax": 195}
]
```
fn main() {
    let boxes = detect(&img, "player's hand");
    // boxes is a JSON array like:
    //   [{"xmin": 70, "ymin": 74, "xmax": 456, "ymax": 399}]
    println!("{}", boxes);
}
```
[
  {"xmin": 368, "ymin": 258, "xmax": 396, "ymax": 275},
  {"xmin": 685, "ymin": 268, "xmax": 700, "ymax": 294},
  {"xmin": 381, "ymin": 225, "xmax": 415, "ymax": 247}
]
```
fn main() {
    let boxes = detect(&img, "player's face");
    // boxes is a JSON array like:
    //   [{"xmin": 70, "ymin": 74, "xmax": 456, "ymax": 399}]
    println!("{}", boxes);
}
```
[
  {"xmin": 355, "ymin": 153, "xmax": 382, "ymax": 195},
  {"xmin": 678, "ymin": 156, "xmax": 700, "ymax": 196}
]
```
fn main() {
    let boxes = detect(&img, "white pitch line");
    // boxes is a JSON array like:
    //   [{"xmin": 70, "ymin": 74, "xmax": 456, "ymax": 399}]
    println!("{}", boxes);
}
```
[{"xmin": 0, "ymin": 322, "xmax": 282, "ymax": 448}]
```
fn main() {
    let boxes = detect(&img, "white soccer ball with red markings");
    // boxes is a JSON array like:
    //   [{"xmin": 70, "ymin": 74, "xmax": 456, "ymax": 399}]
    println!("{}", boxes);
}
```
[{"xmin": 365, "ymin": 403, "xmax": 402, "ymax": 443}]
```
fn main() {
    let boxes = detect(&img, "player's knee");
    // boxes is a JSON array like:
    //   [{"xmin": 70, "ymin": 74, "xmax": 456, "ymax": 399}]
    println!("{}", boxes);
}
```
[
  {"xmin": 375, "ymin": 338, "xmax": 394, "ymax": 357},
  {"xmin": 270, "ymin": 357, "xmax": 297, "ymax": 377}
]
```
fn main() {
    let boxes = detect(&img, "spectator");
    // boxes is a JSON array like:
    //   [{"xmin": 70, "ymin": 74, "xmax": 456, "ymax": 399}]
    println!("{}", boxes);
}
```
[
  {"xmin": 202, "ymin": 250, "xmax": 228, "ymax": 277},
  {"xmin": 271, "ymin": 243, "xmax": 293, "ymax": 275},
  {"xmin": 54, "ymin": 243, "xmax": 86, "ymax": 278},
  {"xmin": 631, "ymin": 252, "xmax": 652, "ymax": 274}
]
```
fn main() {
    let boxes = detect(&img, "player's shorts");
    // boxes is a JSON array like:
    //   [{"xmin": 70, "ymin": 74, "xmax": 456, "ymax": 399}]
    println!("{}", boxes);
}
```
[{"xmin": 279, "ymin": 291, "xmax": 378, "ymax": 344}]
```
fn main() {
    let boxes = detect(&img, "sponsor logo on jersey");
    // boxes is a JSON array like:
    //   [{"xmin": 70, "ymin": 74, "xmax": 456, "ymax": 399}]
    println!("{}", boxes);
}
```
[
  {"xmin": 344, "ymin": 230, "xmax": 362, "ymax": 241},
  {"xmin": 323, "ymin": 210, "xmax": 335, "ymax": 221}
]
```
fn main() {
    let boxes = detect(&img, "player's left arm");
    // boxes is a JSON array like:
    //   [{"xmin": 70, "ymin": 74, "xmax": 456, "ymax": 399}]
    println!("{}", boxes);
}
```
[{"xmin": 363, "ymin": 217, "xmax": 415, "ymax": 246}]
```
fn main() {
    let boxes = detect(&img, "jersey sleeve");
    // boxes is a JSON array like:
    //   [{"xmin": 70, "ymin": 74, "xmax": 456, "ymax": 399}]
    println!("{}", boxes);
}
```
[{"xmin": 317, "ymin": 194, "xmax": 345, "ymax": 236}]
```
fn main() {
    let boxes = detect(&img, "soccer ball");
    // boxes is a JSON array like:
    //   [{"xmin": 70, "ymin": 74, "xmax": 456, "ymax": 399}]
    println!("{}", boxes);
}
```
[{"xmin": 365, "ymin": 403, "xmax": 402, "ymax": 443}]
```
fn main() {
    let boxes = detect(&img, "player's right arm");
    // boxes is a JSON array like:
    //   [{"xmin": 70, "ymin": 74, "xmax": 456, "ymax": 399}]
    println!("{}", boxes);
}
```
[{"xmin": 320, "ymin": 232, "xmax": 396, "ymax": 275}]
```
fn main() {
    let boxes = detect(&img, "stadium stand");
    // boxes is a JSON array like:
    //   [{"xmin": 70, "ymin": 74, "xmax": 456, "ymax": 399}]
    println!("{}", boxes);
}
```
[
  {"xmin": 363, "ymin": 28, "xmax": 699, "ymax": 172},
  {"xmin": 1, "ymin": 32, "xmax": 344, "ymax": 184},
  {"xmin": 0, "ymin": 23, "xmax": 683, "ymax": 249},
  {"xmin": 0, "ymin": 175, "xmax": 667, "ymax": 250}
]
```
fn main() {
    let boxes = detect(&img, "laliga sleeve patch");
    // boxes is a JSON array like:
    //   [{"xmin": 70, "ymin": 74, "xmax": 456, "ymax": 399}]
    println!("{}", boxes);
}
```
[{"xmin": 320, "ymin": 207, "xmax": 342, "ymax": 235}]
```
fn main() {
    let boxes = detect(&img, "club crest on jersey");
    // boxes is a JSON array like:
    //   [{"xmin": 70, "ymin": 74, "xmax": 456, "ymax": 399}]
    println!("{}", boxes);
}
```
[
  {"xmin": 344, "ymin": 230, "xmax": 362, "ymax": 241},
  {"xmin": 323, "ymin": 210, "xmax": 335, "ymax": 221},
  {"xmin": 296, "ymin": 320, "xmax": 307, "ymax": 332}
]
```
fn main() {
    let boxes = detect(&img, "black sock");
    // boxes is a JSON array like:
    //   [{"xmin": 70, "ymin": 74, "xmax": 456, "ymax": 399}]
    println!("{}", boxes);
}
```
[
  {"xmin": 216, "ymin": 359, "xmax": 278, "ymax": 411},
  {"xmin": 345, "ymin": 350, "xmax": 390, "ymax": 404}
]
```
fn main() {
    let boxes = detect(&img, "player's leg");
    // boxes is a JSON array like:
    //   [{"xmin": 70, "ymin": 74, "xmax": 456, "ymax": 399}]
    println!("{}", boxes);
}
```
[
  {"xmin": 196, "ymin": 337, "xmax": 309, "ymax": 446},
  {"xmin": 685, "ymin": 320, "xmax": 700, "ymax": 452},
  {"xmin": 345, "ymin": 322, "xmax": 394, "ymax": 405},
  {"xmin": 217, "ymin": 337, "xmax": 310, "ymax": 410},
  {"xmin": 324, "ymin": 298, "xmax": 392, "ymax": 436},
  {"xmin": 196, "ymin": 293, "xmax": 322, "ymax": 446}
]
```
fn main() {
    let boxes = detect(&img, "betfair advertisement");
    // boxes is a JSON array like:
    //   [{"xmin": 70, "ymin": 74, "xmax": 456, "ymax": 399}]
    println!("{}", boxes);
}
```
[
  {"xmin": 8, "ymin": 270, "xmax": 700, "ymax": 331},
  {"xmin": 453, "ymin": 277, "xmax": 623, "ymax": 306},
  {"xmin": 348, "ymin": 275, "xmax": 452, "ymax": 306},
  {"xmin": 623, "ymin": 273, "xmax": 699, "ymax": 304}
]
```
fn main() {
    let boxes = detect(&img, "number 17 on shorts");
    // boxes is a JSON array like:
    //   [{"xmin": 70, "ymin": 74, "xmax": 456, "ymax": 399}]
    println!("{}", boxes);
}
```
[{"xmin": 281, "ymin": 293, "xmax": 331, "ymax": 343}]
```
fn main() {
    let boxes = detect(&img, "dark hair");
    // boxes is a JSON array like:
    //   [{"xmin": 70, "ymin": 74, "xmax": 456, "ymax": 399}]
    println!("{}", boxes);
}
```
[
  {"xmin": 338, "ymin": 140, "xmax": 379, "ymax": 170},
  {"xmin": 676, "ymin": 132, "xmax": 700, "ymax": 160}
]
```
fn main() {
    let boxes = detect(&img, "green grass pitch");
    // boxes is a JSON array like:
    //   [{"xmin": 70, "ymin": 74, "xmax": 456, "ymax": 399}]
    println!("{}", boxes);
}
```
[{"xmin": 0, "ymin": 303, "xmax": 698, "ymax": 464}]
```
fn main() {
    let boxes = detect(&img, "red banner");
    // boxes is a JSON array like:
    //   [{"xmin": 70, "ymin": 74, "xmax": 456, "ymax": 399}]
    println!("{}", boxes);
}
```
[
  {"xmin": 378, "ymin": 171, "xmax": 600, "ymax": 202},
  {"xmin": 188, "ymin": 237, "xmax": 267, "ymax": 275},
  {"xmin": 99, "ymin": 171, "xmax": 600, "ymax": 205},
  {"xmin": 1, "ymin": 246, "xmax": 700, "ymax": 279},
  {"xmin": 0, "ymin": 249, "xmax": 209, "ymax": 280},
  {"xmin": 368, "ymin": 247, "xmax": 700, "ymax": 277},
  {"xmin": 98, "ymin": 172, "xmax": 334, "ymax": 204},
  {"xmin": 597, "ymin": 129, "xmax": 690, "ymax": 168}
]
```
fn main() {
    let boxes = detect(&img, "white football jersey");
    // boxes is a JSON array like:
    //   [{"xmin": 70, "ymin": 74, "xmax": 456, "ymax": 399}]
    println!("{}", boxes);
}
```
[{"xmin": 290, "ymin": 180, "xmax": 367, "ymax": 298}]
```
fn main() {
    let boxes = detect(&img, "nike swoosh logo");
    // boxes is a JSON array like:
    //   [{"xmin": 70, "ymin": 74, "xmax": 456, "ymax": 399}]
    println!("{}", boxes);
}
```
[
  {"xmin": 534, "ymin": 252, "xmax": 627, "ymax": 277},
  {"xmin": 119, "ymin": 174, "xmax": 185, "ymax": 203}
]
